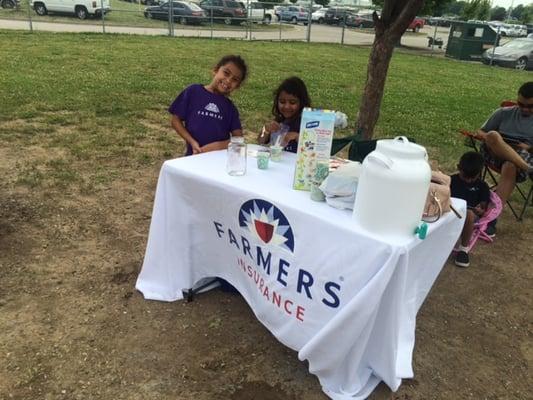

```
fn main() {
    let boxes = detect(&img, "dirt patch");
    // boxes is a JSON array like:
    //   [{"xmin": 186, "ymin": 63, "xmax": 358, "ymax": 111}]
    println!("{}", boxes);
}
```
[{"xmin": 0, "ymin": 121, "xmax": 532, "ymax": 400}]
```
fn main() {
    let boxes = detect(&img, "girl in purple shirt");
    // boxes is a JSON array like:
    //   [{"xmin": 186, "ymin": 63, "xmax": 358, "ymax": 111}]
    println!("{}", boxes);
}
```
[
  {"xmin": 258, "ymin": 76, "xmax": 311, "ymax": 153},
  {"xmin": 169, "ymin": 55, "xmax": 248, "ymax": 156}
]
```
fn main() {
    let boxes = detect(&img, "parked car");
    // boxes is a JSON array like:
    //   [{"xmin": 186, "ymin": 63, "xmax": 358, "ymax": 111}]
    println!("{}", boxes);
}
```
[
  {"xmin": 324, "ymin": 7, "xmax": 352, "ymax": 25},
  {"xmin": 273, "ymin": 5, "xmax": 285, "ymax": 20},
  {"xmin": 246, "ymin": 2, "xmax": 275, "ymax": 24},
  {"xmin": 311, "ymin": 7, "xmax": 327, "ymax": 24},
  {"xmin": 408, "ymin": 16, "xmax": 425, "ymax": 32},
  {"xmin": 488, "ymin": 22, "xmax": 515, "ymax": 37},
  {"xmin": 482, "ymin": 38, "xmax": 533, "ymax": 70},
  {"xmin": 144, "ymin": 1, "xmax": 206, "ymax": 24},
  {"xmin": 346, "ymin": 12, "xmax": 373, "ymax": 28},
  {"xmin": 198, "ymin": 0, "xmax": 245, "ymax": 25},
  {"xmin": 427, "ymin": 16, "xmax": 455, "ymax": 27},
  {"xmin": 511, "ymin": 24, "xmax": 527, "ymax": 37},
  {"xmin": 30, "ymin": 0, "xmax": 110, "ymax": 19},
  {"xmin": 121, "ymin": 0, "xmax": 160, "ymax": 5},
  {"xmin": 0, "ymin": 0, "xmax": 19, "ymax": 8},
  {"xmin": 278, "ymin": 5, "xmax": 308, "ymax": 25}
]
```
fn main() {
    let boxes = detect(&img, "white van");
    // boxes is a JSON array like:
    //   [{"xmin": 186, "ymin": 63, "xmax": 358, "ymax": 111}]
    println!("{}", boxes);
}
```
[{"xmin": 30, "ymin": 0, "xmax": 111, "ymax": 19}]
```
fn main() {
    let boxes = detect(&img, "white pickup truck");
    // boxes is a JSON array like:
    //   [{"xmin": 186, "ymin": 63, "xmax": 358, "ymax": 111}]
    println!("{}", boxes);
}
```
[
  {"xmin": 30, "ymin": 0, "xmax": 110, "ymax": 19},
  {"xmin": 246, "ymin": 1, "xmax": 275, "ymax": 24}
]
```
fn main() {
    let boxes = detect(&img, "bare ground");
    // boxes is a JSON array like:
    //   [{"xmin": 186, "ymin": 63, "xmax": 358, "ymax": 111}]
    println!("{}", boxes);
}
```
[{"xmin": 0, "ymin": 118, "xmax": 532, "ymax": 400}]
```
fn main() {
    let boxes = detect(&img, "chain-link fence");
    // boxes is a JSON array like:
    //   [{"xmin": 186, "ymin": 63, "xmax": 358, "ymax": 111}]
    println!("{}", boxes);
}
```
[{"xmin": 0, "ymin": 0, "xmax": 518, "ymax": 60}]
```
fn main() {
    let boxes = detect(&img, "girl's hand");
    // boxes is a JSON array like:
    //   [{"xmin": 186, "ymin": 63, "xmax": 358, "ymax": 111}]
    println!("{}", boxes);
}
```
[
  {"xmin": 265, "ymin": 121, "xmax": 281, "ymax": 134},
  {"xmin": 191, "ymin": 140, "xmax": 202, "ymax": 154},
  {"xmin": 282, "ymin": 132, "xmax": 299, "ymax": 147}
]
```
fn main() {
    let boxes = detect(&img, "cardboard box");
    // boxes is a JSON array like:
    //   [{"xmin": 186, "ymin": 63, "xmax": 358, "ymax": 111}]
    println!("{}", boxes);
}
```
[{"xmin": 293, "ymin": 108, "xmax": 336, "ymax": 191}]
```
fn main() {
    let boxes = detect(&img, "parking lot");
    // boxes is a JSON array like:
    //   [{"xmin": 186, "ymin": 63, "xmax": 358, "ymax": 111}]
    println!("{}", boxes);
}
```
[
  {"xmin": 0, "ymin": 13, "xmax": 451, "ymax": 53},
  {"xmin": 0, "ymin": 0, "xmax": 523, "ymax": 67}
]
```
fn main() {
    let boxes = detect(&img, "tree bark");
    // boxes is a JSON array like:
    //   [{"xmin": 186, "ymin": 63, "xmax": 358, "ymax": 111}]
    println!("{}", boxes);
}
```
[
  {"xmin": 357, "ymin": 33, "xmax": 396, "ymax": 140},
  {"xmin": 356, "ymin": 0, "xmax": 425, "ymax": 139}
]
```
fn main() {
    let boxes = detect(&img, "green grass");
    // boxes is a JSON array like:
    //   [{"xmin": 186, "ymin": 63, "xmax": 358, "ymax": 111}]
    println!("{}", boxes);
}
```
[{"xmin": 0, "ymin": 30, "xmax": 529, "ymax": 189}]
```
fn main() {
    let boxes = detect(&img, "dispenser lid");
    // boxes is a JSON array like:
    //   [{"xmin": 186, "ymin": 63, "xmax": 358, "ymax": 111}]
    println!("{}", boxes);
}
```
[{"xmin": 375, "ymin": 136, "xmax": 427, "ymax": 160}]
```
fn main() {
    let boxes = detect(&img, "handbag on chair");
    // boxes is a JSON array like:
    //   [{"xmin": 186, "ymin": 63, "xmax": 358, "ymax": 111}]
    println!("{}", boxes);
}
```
[{"xmin": 422, "ymin": 171, "xmax": 452, "ymax": 223}]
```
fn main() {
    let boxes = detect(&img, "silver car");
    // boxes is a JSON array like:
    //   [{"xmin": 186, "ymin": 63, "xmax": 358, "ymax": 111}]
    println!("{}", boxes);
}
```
[{"xmin": 482, "ymin": 38, "xmax": 533, "ymax": 70}]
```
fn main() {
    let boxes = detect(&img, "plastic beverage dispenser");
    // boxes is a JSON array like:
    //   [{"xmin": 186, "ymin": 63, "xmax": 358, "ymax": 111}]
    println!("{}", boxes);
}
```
[{"xmin": 353, "ymin": 136, "xmax": 431, "ymax": 238}]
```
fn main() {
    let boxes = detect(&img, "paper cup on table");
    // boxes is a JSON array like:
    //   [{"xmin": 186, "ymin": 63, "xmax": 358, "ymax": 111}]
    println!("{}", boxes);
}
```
[
  {"xmin": 310, "ymin": 182, "xmax": 326, "ymax": 202},
  {"xmin": 270, "ymin": 145, "xmax": 283, "ymax": 162},
  {"xmin": 257, "ymin": 150, "xmax": 270, "ymax": 170}
]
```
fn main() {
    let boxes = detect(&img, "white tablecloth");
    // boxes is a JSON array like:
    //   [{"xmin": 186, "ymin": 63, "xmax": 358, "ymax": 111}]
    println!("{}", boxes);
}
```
[{"xmin": 136, "ymin": 147, "xmax": 465, "ymax": 400}]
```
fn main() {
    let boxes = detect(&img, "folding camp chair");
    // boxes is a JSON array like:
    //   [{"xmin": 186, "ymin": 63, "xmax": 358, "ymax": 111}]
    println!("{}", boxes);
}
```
[
  {"xmin": 460, "ymin": 101, "xmax": 533, "ymax": 221},
  {"xmin": 330, "ymin": 133, "xmax": 377, "ymax": 162},
  {"xmin": 466, "ymin": 191, "xmax": 502, "ymax": 252},
  {"xmin": 330, "ymin": 133, "xmax": 417, "ymax": 162}
]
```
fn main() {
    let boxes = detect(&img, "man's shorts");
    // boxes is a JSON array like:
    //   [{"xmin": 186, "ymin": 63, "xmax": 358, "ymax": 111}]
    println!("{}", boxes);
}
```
[{"xmin": 480, "ymin": 143, "xmax": 532, "ymax": 183}]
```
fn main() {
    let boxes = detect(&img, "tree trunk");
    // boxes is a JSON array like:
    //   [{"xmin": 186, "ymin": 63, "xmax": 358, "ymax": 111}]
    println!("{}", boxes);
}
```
[
  {"xmin": 357, "ymin": 34, "xmax": 396, "ymax": 140},
  {"xmin": 355, "ymin": 0, "xmax": 425, "ymax": 139}
]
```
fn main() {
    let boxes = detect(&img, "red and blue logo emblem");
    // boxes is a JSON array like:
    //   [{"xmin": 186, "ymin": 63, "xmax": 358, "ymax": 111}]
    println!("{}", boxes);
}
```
[{"xmin": 238, "ymin": 199, "xmax": 294, "ymax": 253}]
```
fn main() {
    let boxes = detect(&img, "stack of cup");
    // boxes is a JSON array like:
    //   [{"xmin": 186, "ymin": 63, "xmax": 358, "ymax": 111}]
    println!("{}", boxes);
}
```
[{"xmin": 257, "ymin": 149, "xmax": 271, "ymax": 170}]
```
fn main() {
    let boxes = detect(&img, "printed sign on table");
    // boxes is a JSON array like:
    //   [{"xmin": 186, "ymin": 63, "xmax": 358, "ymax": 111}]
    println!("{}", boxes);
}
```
[{"xmin": 293, "ymin": 108, "xmax": 336, "ymax": 191}]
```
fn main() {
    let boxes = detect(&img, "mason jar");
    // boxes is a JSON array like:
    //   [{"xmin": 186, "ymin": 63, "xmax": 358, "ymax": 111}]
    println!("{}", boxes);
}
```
[{"xmin": 226, "ymin": 136, "xmax": 247, "ymax": 176}]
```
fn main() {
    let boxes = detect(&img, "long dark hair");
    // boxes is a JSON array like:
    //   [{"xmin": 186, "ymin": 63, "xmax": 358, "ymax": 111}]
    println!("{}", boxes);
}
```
[{"xmin": 272, "ymin": 77, "xmax": 311, "ymax": 122}]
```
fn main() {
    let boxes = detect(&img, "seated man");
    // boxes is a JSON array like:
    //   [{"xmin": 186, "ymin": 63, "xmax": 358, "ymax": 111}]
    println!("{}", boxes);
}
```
[{"xmin": 477, "ymin": 81, "xmax": 533, "ymax": 235}]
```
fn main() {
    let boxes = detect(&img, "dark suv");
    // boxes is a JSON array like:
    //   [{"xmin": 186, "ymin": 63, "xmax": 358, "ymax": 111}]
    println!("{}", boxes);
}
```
[
  {"xmin": 324, "ymin": 7, "xmax": 353, "ymax": 25},
  {"xmin": 199, "ymin": 0, "xmax": 245, "ymax": 25}
]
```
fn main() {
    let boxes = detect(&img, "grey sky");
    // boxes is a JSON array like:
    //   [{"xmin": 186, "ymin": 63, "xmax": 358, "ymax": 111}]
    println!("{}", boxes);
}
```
[{"xmin": 491, "ymin": 0, "xmax": 530, "ymax": 9}]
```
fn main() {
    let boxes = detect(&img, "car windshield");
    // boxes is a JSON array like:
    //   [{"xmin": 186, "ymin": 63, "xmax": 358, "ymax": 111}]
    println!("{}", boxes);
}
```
[{"xmin": 503, "ymin": 40, "xmax": 533, "ymax": 50}]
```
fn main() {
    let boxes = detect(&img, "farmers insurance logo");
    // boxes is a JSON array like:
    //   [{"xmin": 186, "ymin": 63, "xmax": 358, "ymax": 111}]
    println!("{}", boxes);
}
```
[
  {"xmin": 238, "ymin": 199, "xmax": 294, "ymax": 253},
  {"xmin": 212, "ymin": 198, "xmax": 342, "ymax": 322}
]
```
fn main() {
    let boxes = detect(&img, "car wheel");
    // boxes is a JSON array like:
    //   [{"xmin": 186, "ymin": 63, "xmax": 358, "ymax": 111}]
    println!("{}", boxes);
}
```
[
  {"xmin": 179, "ymin": 16, "xmax": 187, "ymax": 25},
  {"xmin": 515, "ymin": 57, "xmax": 527, "ymax": 71},
  {"xmin": 318, "ymin": 17, "xmax": 323, "ymax": 24},
  {"xmin": 414, "ymin": 25, "xmax": 420, "ymax": 33},
  {"xmin": 34, "ymin": 2, "xmax": 47, "ymax": 15},
  {"xmin": 224, "ymin": 17, "xmax": 232, "ymax": 25},
  {"xmin": 75, "ymin": 6, "xmax": 88, "ymax": 20},
  {"xmin": 263, "ymin": 15, "xmax": 271, "ymax": 24},
  {"xmin": 145, "ymin": 11, "xmax": 152, "ymax": 18},
  {"xmin": 291, "ymin": 16, "xmax": 297, "ymax": 24},
  {"xmin": 1, "ymin": 0, "xmax": 16, "ymax": 9}
]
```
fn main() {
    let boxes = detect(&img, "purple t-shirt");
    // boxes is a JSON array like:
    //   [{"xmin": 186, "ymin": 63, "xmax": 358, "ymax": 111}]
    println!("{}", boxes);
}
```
[{"xmin": 169, "ymin": 84, "xmax": 242, "ymax": 155}]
